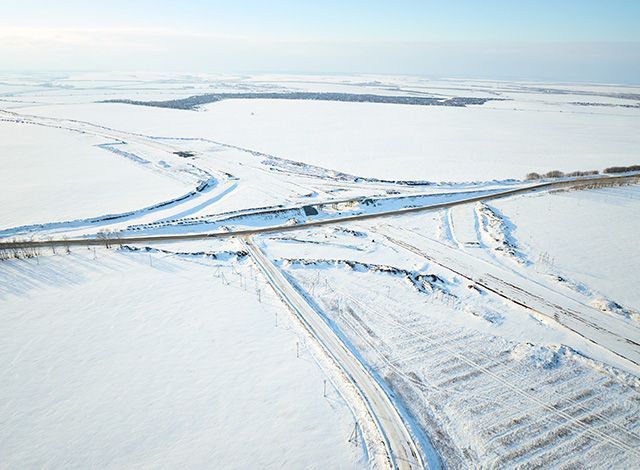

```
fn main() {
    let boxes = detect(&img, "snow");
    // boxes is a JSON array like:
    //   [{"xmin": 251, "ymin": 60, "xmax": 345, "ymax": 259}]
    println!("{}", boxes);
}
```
[
  {"xmin": 449, "ymin": 204, "xmax": 479, "ymax": 248},
  {"xmin": 258, "ymin": 222, "xmax": 640, "ymax": 467},
  {"xmin": 260, "ymin": 220, "xmax": 637, "ymax": 371},
  {"xmin": 195, "ymin": 98, "xmax": 640, "ymax": 182},
  {"xmin": 0, "ymin": 121, "xmax": 190, "ymax": 230},
  {"xmin": 0, "ymin": 246, "xmax": 365, "ymax": 468},
  {"xmin": 492, "ymin": 184, "xmax": 640, "ymax": 312},
  {"xmin": 2, "ymin": 73, "xmax": 640, "ymax": 468},
  {"xmin": 6, "ymin": 75, "xmax": 639, "ymax": 183}
]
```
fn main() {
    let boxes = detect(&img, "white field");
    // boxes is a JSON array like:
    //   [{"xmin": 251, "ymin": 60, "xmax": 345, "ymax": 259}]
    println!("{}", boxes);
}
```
[
  {"xmin": 2, "ymin": 73, "xmax": 639, "ymax": 468},
  {"xmin": 0, "ymin": 121, "xmax": 190, "ymax": 230},
  {"xmin": 0, "ymin": 245, "xmax": 365, "ymax": 468},
  {"xmin": 5, "ymin": 73, "xmax": 638, "ymax": 184},
  {"xmin": 14, "ymin": 97, "xmax": 640, "ymax": 183},
  {"xmin": 492, "ymin": 185, "xmax": 640, "ymax": 311},
  {"xmin": 260, "ymin": 222, "xmax": 635, "ymax": 369}
]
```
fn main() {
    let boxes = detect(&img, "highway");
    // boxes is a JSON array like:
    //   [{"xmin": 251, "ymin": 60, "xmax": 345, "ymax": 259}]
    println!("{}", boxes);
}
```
[
  {"xmin": 1, "ymin": 173, "xmax": 637, "ymax": 251},
  {"xmin": 243, "ymin": 236, "xmax": 427, "ymax": 470}
]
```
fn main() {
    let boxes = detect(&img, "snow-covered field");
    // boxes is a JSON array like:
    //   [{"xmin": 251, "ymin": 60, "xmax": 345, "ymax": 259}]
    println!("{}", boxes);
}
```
[
  {"xmin": 493, "ymin": 184, "xmax": 640, "ymax": 312},
  {"xmin": 0, "ymin": 244, "xmax": 365, "ymax": 468},
  {"xmin": 11, "ymin": 98, "xmax": 639, "ymax": 183},
  {"xmin": 258, "ymin": 217, "xmax": 640, "ymax": 467},
  {"xmin": 4, "ymin": 73, "xmax": 640, "ymax": 183},
  {"xmin": 1, "ymin": 72, "xmax": 639, "ymax": 468},
  {"xmin": 0, "ymin": 121, "xmax": 190, "ymax": 230}
]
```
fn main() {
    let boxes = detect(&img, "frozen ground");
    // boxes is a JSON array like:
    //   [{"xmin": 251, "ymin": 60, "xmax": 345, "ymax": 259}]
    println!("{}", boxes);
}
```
[
  {"xmin": 13, "ymin": 99, "xmax": 639, "ymax": 183},
  {"xmin": 0, "ymin": 120, "xmax": 190, "ymax": 230},
  {"xmin": 1, "ymin": 72, "xmax": 639, "ymax": 469},
  {"xmin": 258, "ymin": 216, "xmax": 640, "ymax": 467},
  {"xmin": 0, "ymin": 244, "xmax": 365, "ymax": 469},
  {"xmin": 492, "ymin": 184, "xmax": 640, "ymax": 312},
  {"xmin": 3, "ymin": 73, "xmax": 639, "ymax": 182}
]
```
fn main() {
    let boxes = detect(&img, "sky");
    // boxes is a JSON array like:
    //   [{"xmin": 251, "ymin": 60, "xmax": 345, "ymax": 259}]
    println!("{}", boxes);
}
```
[{"xmin": 1, "ymin": 0, "xmax": 639, "ymax": 83}]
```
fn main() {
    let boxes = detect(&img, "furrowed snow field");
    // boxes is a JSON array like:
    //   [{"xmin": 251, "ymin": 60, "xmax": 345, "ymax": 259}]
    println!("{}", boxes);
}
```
[
  {"xmin": 0, "ymin": 121, "xmax": 190, "ymax": 230},
  {"xmin": 259, "ymin": 222, "xmax": 640, "ymax": 467},
  {"xmin": 0, "ymin": 245, "xmax": 365, "ymax": 469}
]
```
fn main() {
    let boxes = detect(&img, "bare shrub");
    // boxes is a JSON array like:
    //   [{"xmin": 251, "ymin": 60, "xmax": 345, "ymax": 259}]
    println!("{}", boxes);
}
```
[
  {"xmin": 566, "ymin": 170, "xmax": 599, "ymax": 177},
  {"xmin": 0, "ymin": 247, "xmax": 11, "ymax": 261},
  {"xmin": 544, "ymin": 170, "xmax": 565, "ymax": 178},
  {"xmin": 525, "ymin": 168, "xmax": 603, "ymax": 180},
  {"xmin": 47, "ymin": 236, "xmax": 57, "ymax": 255}
]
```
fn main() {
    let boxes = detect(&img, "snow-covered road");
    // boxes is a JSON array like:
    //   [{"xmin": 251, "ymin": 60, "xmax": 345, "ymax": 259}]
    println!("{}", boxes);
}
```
[{"xmin": 243, "ymin": 236, "xmax": 430, "ymax": 469}]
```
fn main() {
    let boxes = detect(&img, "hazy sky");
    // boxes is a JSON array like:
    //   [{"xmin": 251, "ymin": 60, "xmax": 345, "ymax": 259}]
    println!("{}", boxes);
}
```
[{"xmin": 1, "ymin": 0, "xmax": 639, "ymax": 83}]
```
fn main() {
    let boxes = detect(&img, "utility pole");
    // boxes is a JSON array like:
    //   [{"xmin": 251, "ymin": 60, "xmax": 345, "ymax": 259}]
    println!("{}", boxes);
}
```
[
  {"xmin": 348, "ymin": 422, "xmax": 359, "ymax": 446},
  {"xmin": 296, "ymin": 341, "xmax": 299, "ymax": 358},
  {"xmin": 323, "ymin": 379, "xmax": 327, "ymax": 398}
]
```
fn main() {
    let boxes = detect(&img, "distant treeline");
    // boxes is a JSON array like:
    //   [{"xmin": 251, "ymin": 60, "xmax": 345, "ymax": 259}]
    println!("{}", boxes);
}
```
[
  {"xmin": 101, "ymin": 92, "xmax": 497, "ymax": 110},
  {"xmin": 603, "ymin": 164, "xmax": 640, "ymax": 174},
  {"xmin": 526, "ymin": 170, "xmax": 599, "ymax": 180},
  {"xmin": 526, "ymin": 164, "xmax": 640, "ymax": 180}
]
